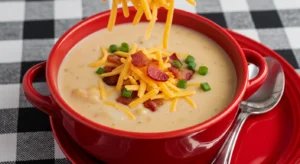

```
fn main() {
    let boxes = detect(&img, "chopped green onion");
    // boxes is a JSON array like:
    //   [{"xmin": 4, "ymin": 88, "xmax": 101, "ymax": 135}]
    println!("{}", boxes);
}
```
[
  {"xmin": 200, "ymin": 82, "xmax": 211, "ymax": 92},
  {"xmin": 177, "ymin": 80, "xmax": 187, "ymax": 89},
  {"xmin": 185, "ymin": 55, "xmax": 195, "ymax": 64},
  {"xmin": 109, "ymin": 44, "xmax": 118, "ymax": 53},
  {"xmin": 96, "ymin": 67, "xmax": 105, "ymax": 75},
  {"xmin": 187, "ymin": 62, "xmax": 196, "ymax": 70},
  {"xmin": 198, "ymin": 66, "xmax": 208, "ymax": 75},
  {"xmin": 172, "ymin": 60, "xmax": 182, "ymax": 69},
  {"xmin": 121, "ymin": 42, "xmax": 129, "ymax": 49},
  {"xmin": 119, "ymin": 46, "xmax": 129, "ymax": 53},
  {"xmin": 122, "ymin": 88, "xmax": 132, "ymax": 98}
]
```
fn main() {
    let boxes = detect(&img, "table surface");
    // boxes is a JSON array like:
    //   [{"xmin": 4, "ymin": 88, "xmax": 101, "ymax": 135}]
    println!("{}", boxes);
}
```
[{"xmin": 0, "ymin": 0, "xmax": 300, "ymax": 163}]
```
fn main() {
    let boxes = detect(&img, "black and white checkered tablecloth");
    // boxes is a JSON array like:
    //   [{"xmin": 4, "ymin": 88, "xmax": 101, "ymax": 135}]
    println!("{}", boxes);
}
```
[{"xmin": 0, "ymin": 0, "xmax": 299, "ymax": 163}]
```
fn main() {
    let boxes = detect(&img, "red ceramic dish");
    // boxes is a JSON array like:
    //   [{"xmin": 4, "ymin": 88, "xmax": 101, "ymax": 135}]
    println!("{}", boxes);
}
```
[
  {"xmin": 22, "ymin": 8, "xmax": 268, "ymax": 163},
  {"xmin": 50, "ymin": 30, "xmax": 300, "ymax": 164}
]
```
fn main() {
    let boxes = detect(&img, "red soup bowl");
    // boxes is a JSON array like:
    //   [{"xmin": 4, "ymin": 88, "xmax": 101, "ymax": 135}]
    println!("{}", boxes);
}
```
[{"xmin": 22, "ymin": 7, "xmax": 267, "ymax": 164}]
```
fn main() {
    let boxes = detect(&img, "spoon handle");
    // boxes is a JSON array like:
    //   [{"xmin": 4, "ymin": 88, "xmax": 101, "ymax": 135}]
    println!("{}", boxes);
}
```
[{"xmin": 212, "ymin": 112, "xmax": 250, "ymax": 164}]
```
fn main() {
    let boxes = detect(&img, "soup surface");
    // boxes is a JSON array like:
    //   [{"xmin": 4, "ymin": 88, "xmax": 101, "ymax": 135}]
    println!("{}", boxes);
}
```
[{"xmin": 58, "ymin": 23, "xmax": 237, "ymax": 132}]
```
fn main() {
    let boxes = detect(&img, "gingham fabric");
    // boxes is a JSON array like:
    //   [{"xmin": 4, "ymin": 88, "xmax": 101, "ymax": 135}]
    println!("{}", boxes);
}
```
[{"xmin": 0, "ymin": 0, "xmax": 299, "ymax": 163}]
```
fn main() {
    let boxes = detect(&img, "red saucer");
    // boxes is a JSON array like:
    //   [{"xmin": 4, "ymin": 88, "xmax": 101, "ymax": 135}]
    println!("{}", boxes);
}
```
[{"xmin": 51, "ymin": 30, "xmax": 300, "ymax": 164}]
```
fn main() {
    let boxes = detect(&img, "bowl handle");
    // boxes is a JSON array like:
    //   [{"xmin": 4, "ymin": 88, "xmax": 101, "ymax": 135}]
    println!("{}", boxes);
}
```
[
  {"xmin": 22, "ymin": 62, "xmax": 58, "ymax": 116},
  {"xmin": 243, "ymin": 48, "xmax": 268, "ymax": 100}
]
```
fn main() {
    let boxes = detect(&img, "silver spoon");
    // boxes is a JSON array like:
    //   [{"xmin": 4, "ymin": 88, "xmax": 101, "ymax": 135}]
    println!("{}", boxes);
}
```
[{"xmin": 212, "ymin": 57, "xmax": 285, "ymax": 164}]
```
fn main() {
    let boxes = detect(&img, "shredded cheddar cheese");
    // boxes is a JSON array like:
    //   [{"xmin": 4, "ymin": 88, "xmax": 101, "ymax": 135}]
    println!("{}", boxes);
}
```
[
  {"xmin": 89, "ymin": 47, "xmax": 108, "ymax": 67},
  {"xmin": 125, "ymin": 85, "xmax": 140, "ymax": 91},
  {"xmin": 129, "ymin": 89, "xmax": 159, "ymax": 108},
  {"xmin": 130, "ymin": 43, "xmax": 138, "ymax": 54},
  {"xmin": 103, "ymin": 0, "xmax": 196, "ymax": 48},
  {"xmin": 131, "ymin": 65, "xmax": 158, "ymax": 88},
  {"xmin": 172, "ymin": 90, "xmax": 196, "ymax": 98},
  {"xmin": 88, "ymin": 43, "xmax": 198, "ymax": 120},
  {"xmin": 158, "ymin": 82, "xmax": 173, "ymax": 97},
  {"xmin": 114, "ymin": 51, "xmax": 130, "ymax": 57},
  {"xmin": 170, "ymin": 98, "xmax": 178, "ymax": 112},
  {"xmin": 104, "ymin": 62, "xmax": 119, "ymax": 67},
  {"xmin": 98, "ymin": 79, "xmax": 107, "ymax": 100},
  {"xmin": 156, "ymin": 51, "xmax": 165, "ymax": 70},
  {"xmin": 165, "ymin": 81, "xmax": 180, "ymax": 92},
  {"xmin": 100, "ymin": 68, "xmax": 122, "ymax": 77},
  {"xmin": 183, "ymin": 97, "xmax": 197, "ymax": 108},
  {"xmin": 151, "ymin": 94, "xmax": 167, "ymax": 100},
  {"xmin": 121, "ymin": 0, "xmax": 130, "ymax": 18},
  {"xmin": 138, "ymin": 80, "xmax": 147, "ymax": 98},
  {"xmin": 128, "ymin": 76, "xmax": 138, "ymax": 85},
  {"xmin": 116, "ymin": 57, "xmax": 132, "ymax": 91},
  {"xmin": 104, "ymin": 101, "xmax": 136, "ymax": 120}
]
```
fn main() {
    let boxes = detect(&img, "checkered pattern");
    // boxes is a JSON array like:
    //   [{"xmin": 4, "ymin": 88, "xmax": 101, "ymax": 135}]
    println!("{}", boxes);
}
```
[{"xmin": 0, "ymin": 0, "xmax": 299, "ymax": 163}]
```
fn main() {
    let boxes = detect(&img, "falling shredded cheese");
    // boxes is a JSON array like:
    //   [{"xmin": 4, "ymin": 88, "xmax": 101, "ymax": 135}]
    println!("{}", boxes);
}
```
[
  {"xmin": 121, "ymin": 0, "xmax": 130, "ymax": 17},
  {"xmin": 145, "ymin": 3, "xmax": 158, "ymax": 39},
  {"xmin": 186, "ymin": 0, "xmax": 197, "ymax": 6},
  {"xmin": 141, "ymin": 0, "xmax": 152, "ymax": 20},
  {"xmin": 103, "ymin": 0, "xmax": 196, "ymax": 48},
  {"xmin": 133, "ymin": 7, "xmax": 144, "ymax": 25},
  {"xmin": 163, "ymin": 0, "xmax": 175, "ymax": 48},
  {"xmin": 107, "ymin": 0, "xmax": 117, "ymax": 31}
]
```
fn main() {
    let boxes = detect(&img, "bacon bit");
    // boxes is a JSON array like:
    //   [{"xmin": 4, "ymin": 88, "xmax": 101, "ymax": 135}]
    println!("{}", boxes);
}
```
[
  {"xmin": 168, "ymin": 66, "xmax": 180, "ymax": 78},
  {"xmin": 103, "ymin": 75, "xmax": 119, "ymax": 86},
  {"xmin": 123, "ymin": 79, "xmax": 131, "ymax": 85},
  {"xmin": 104, "ymin": 66, "xmax": 116, "ymax": 73},
  {"xmin": 181, "ymin": 68, "xmax": 195, "ymax": 80},
  {"xmin": 151, "ymin": 59, "xmax": 158, "ymax": 64},
  {"xmin": 168, "ymin": 66, "xmax": 195, "ymax": 80},
  {"xmin": 116, "ymin": 92, "xmax": 138, "ymax": 105},
  {"xmin": 131, "ymin": 51, "xmax": 151, "ymax": 67},
  {"xmin": 108, "ymin": 54, "xmax": 122, "ymax": 65},
  {"xmin": 162, "ymin": 57, "xmax": 167, "ymax": 62},
  {"xmin": 147, "ymin": 65, "xmax": 169, "ymax": 82},
  {"xmin": 143, "ymin": 99, "xmax": 164, "ymax": 111},
  {"xmin": 169, "ymin": 53, "xmax": 182, "ymax": 65}
]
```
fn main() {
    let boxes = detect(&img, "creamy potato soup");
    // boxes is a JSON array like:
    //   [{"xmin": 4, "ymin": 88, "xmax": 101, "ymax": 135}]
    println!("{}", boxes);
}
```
[{"xmin": 58, "ymin": 23, "xmax": 237, "ymax": 132}]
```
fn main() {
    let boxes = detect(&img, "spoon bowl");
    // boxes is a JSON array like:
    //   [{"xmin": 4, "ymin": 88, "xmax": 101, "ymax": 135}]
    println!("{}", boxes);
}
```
[
  {"xmin": 213, "ymin": 57, "xmax": 285, "ymax": 164},
  {"xmin": 241, "ymin": 57, "xmax": 285, "ymax": 114}
]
